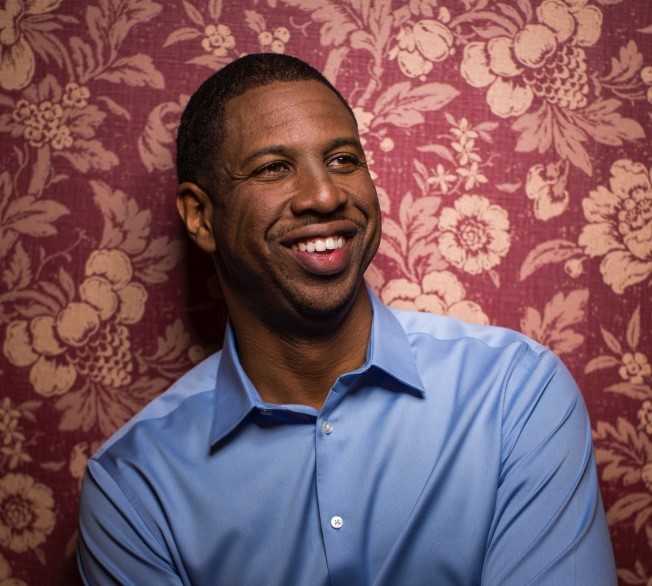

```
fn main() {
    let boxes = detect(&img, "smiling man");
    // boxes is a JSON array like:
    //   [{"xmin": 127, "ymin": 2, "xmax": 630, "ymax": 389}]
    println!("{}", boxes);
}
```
[{"xmin": 78, "ymin": 54, "xmax": 616, "ymax": 585}]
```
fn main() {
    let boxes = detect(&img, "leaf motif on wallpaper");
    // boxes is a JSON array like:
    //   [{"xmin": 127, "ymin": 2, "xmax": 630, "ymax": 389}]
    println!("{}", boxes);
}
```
[
  {"xmin": 512, "ymin": 95, "xmax": 645, "ymax": 177},
  {"xmin": 56, "ymin": 376, "xmax": 169, "ymax": 436},
  {"xmin": 138, "ymin": 319, "xmax": 201, "ymax": 379},
  {"xmin": 594, "ymin": 417, "xmax": 651, "ymax": 486},
  {"xmin": 148, "ymin": 320, "xmax": 190, "ymax": 364},
  {"xmin": 370, "ymin": 82, "xmax": 460, "ymax": 127},
  {"xmin": 163, "ymin": 26, "xmax": 204, "ymax": 47},
  {"xmin": 133, "ymin": 237, "xmax": 185, "ymax": 285},
  {"xmin": 595, "ymin": 40, "xmax": 647, "ymax": 100},
  {"xmin": 3, "ymin": 242, "xmax": 33, "ymax": 293},
  {"xmin": 89, "ymin": 0, "xmax": 163, "ymax": 51},
  {"xmin": 73, "ymin": 0, "xmax": 164, "ymax": 85},
  {"xmin": 279, "ymin": 0, "xmax": 359, "ymax": 47},
  {"xmin": 519, "ymin": 289, "xmax": 588, "ymax": 355},
  {"xmin": 519, "ymin": 239, "xmax": 584, "ymax": 281},
  {"xmin": 54, "ymin": 139, "xmax": 119, "ymax": 173},
  {"xmin": 2, "ymin": 197, "xmax": 69, "ymax": 240},
  {"xmin": 594, "ymin": 418, "xmax": 652, "ymax": 532},
  {"xmin": 619, "ymin": 560, "xmax": 652, "ymax": 586},
  {"xmin": 377, "ymin": 192, "xmax": 447, "ymax": 281},
  {"xmin": 95, "ymin": 54, "xmax": 164, "ymax": 89},
  {"xmin": 91, "ymin": 181, "xmax": 151, "ymax": 254},
  {"xmin": 138, "ymin": 98, "xmax": 188, "ymax": 172},
  {"xmin": 244, "ymin": 9, "xmax": 267, "ymax": 33}
]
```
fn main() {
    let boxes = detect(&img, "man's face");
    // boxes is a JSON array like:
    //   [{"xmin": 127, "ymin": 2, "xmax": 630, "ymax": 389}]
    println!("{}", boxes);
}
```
[{"xmin": 206, "ymin": 80, "xmax": 381, "ymax": 331}]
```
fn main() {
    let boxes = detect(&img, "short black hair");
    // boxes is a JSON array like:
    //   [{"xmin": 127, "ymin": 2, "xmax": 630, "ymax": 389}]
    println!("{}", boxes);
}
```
[{"xmin": 176, "ymin": 53, "xmax": 356, "ymax": 188}]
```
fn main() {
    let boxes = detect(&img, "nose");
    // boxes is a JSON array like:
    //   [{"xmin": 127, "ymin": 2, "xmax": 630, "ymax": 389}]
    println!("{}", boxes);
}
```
[{"xmin": 290, "ymin": 164, "xmax": 348, "ymax": 215}]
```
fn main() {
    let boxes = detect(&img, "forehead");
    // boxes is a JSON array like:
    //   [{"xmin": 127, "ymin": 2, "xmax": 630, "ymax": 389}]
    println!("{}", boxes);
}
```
[{"xmin": 221, "ymin": 81, "xmax": 357, "ymax": 155}]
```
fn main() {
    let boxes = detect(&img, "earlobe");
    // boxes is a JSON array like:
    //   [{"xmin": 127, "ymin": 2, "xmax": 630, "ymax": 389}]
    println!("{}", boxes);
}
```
[{"xmin": 176, "ymin": 182, "xmax": 217, "ymax": 253}]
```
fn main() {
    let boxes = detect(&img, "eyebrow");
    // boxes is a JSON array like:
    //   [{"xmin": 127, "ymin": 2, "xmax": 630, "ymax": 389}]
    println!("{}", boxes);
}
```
[{"xmin": 239, "ymin": 136, "xmax": 363, "ymax": 169}]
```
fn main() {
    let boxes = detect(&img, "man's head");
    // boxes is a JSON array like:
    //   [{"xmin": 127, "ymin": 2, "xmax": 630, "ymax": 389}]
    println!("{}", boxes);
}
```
[
  {"xmin": 176, "ymin": 53, "xmax": 356, "ymax": 190},
  {"xmin": 176, "ymin": 54, "xmax": 381, "ymax": 337}
]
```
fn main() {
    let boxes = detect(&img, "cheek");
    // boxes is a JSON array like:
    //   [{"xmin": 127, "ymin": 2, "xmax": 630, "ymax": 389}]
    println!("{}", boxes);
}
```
[{"xmin": 216, "ymin": 197, "xmax": 283, "ymax": 249}]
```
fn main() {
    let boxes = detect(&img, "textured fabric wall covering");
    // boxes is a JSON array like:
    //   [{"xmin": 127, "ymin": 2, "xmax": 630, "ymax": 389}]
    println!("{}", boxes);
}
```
[{"xmin": 0, "ymin": 1, "xmax": 650, "ymax": 584}]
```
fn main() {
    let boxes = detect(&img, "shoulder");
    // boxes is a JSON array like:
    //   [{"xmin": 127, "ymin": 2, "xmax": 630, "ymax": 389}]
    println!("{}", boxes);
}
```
[
  {"xmin": 387, "ymin": 306, "xmax": 576, "ymax": 406},
  {"xmin": 389, "ymin": 305, "xmax": 547, "ymax": 356},
  {"xmin": 93, "ymin": 350, "xmax": 222, "ymax": 459}
]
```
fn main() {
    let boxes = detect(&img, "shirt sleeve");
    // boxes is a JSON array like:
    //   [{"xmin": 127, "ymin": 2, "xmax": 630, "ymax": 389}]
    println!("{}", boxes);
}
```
[
  {"xmin": 78, "ymin": 458, "xmax": 184, "ymax": 586},
  {"xmin": 481, "ymin": 348, "xmax": 616, "ymax": 585}
]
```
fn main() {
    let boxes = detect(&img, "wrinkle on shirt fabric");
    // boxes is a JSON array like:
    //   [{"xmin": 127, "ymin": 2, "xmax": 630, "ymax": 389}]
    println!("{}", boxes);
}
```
[{"xmin": 78, "ymin": 290, "xmax": 616, "ymax": 586}]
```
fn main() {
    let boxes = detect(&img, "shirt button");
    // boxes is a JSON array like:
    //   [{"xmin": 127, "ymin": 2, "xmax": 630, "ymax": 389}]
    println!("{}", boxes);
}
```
[
  {"xmin": 330, "ymin": 516, "xmax": 343, "ymax": 529},
  {"xmin": 321, "ymin": 421, "xmax": 333, "ymax": 434}
]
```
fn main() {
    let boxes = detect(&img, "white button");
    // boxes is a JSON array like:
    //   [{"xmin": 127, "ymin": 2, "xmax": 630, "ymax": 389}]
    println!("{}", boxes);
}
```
[
  {"xmin": 321, "ymin": 421, "xmax": 333, "ymax": 434},
  {"xmin": 330, "ymin": 515, "xmax": 343, "ymax": 529}
]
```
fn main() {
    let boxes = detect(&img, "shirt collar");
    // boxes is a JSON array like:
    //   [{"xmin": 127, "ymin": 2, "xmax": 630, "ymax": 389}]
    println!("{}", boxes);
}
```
[{"xmin": 209, "ymin": 288, "xmax": 426, "ymax": 446}]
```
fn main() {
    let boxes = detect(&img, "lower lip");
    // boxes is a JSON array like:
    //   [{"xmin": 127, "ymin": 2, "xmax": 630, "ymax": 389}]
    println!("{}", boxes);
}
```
[{"xmin": 287, "ymin": 241, "xmax": 353, "ymax": 276}]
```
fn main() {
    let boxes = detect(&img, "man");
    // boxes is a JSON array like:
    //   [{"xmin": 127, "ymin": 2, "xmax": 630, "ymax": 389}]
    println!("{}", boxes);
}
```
[{"xmin": 78, "ymin": 53, "xmax": 616, "ymax": 585}]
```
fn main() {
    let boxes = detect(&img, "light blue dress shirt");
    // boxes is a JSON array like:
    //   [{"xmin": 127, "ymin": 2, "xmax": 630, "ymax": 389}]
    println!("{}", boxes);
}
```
[{"xmin": 78, "ymin": 292, "xmax": 616, "ymax": 585}]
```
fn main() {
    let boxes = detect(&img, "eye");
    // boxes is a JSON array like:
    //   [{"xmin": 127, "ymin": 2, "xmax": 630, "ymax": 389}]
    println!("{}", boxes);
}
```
[
  {"xmin": 327, "ymin": 153, "xmax": 364, "ymax": 173},
  {"xmin": 251, "ymin": 161, "xmax": 291, "ymax": 180}
]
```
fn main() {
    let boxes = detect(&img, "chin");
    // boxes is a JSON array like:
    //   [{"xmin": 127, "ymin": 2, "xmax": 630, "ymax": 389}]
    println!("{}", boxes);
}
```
[{"xmin": 286, "ymin": 283, "xmax": 362, "ymax": 327}]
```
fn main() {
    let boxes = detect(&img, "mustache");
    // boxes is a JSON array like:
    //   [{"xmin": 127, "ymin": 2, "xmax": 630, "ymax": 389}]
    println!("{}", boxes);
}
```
[{"xmin": 271, "ymin": 213, "xmax": 365, "ymax": 239}]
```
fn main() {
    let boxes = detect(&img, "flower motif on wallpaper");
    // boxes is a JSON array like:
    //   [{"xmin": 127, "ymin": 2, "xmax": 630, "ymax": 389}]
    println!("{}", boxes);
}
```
[
  {"xmin": 578, "ymin": 159, "xmax": 652, "ymax": 294},
  {"xmin": 0, "ymin": 398, "xmax": 39, "ymax": 473},
  {"xmin": 456, "ymin": 0, "xmax": 644, "ymax": 176},
  {"xmin": 438, "ymin": 195, "xmax": 510, "ymax": 276},
  {"xmin": 257, "ymin": 26, "xmax": 290, "ymax": 54},
  {"xmin": 164, "ymin": 1, "xmax": 237, "ymax": 68},
  {"xmin": 0, "ymin": 0, "xmax": 64, "ymax": 91},
  {"xmin": 389, "ymin": 19, "xmax": 454, "ymax": 79},
  {"xmin": 0, "ymin": 75, "xmax": 118, "ymax": 174},
  {"xmin": 0, "ymin": 473, "xmax": 55, "ymax": 554},
  {"xmin": 525, "ymin": 159, "xmax": 570, "ymax": 221},
  {"xmin": 202, "ymin": 23, "xmax": 236, "ymax": 57},
  {"xmin": 3, "ymin": 249, "xmax": 147, "ymax": 397},
  {"xmin": 639, "ymin": 401, "xmax": 652, "ymax": 436},
  {"xmin": 1, "ymin": 177, "xmax": 188, "ymax": 435},
  {"xmin": 585, "ymin": 306, "xmax": 651, "ymax": 403},
  {"xmin": 622, "ymin": 354, "xmax": 652, "ymax": 387},
  {"xmin": 415, "ymin": 113, "xmax": 497, "ymax": 199},
  {"xmin": 460, "ymin": 0, "xmax": 600, "ymax": 117},
  {"xmin": 380, "ymin": 270, "xmax": 489, "ymax": 324}
]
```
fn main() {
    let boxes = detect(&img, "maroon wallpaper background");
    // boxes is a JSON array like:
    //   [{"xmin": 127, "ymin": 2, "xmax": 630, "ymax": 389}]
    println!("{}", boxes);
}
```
[{"xmin": 0, "ymin": 1, "xmax": 650, "ymax": 584}]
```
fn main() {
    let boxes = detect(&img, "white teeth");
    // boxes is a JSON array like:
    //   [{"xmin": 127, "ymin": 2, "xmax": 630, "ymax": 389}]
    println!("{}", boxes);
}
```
[{"xmin": 291, "ymin": 236, "xmax": 345, "ymax": 252}]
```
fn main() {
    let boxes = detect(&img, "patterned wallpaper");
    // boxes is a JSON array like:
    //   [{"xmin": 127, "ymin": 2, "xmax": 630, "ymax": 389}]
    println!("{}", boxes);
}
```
[{"xmin": 0, "ymin": 1, "xmax": 650, "ymax": 584}]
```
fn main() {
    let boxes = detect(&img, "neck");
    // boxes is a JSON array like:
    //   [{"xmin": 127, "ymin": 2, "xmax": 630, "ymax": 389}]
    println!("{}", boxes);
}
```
[{"xmin": 229, "ymin": 287, "xmax": 373, "ymax": 410}]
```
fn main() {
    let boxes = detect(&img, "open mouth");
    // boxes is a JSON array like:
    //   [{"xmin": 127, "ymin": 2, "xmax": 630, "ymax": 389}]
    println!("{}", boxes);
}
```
[{"xmin": 290, "ymin": 236, "xmax": 345, "ymax": 253}]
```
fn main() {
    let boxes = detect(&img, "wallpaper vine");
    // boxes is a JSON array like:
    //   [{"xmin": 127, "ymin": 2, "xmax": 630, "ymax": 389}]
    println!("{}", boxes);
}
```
[{"xmin": 0, "ymin": 1, "xmax": 650, "ymax": 584}]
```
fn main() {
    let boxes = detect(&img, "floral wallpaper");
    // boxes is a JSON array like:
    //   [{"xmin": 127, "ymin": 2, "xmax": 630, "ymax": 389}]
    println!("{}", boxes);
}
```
[{"xmin": 0, "ymin": 0, "xmax": 650, "ymax": 584}]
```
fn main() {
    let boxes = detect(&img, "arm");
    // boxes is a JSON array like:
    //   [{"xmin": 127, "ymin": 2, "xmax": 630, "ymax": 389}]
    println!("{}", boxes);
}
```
[
  {"xmin": 482, "ymin": 350, "xmax": 616, "ymax": 585},
  {"xmin": 78, "ymin": 459, "xmax": 184, "ymax": 586}
]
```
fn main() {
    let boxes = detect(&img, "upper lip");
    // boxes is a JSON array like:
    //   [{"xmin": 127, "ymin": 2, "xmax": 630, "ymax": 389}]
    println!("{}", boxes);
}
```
[{"xmin": 278, "ymin": 220, "xmax": 358, "ymax": 247}]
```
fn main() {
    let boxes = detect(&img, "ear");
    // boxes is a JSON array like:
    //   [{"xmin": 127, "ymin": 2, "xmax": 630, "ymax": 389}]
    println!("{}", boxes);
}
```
[{"xmin": 176, "ymin": 182, "xmax": 217, "ymax": 253}]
